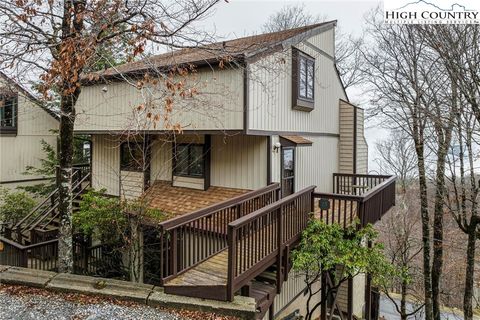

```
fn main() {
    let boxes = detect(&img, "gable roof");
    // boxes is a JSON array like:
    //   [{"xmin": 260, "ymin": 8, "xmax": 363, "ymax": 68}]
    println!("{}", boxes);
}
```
[
  {"xmin": 87, "ymin": 21, "xmax": 336, "ymax": 82},
  {"xmin": 0, "ymin": 72, "xmax": 59, "ymax": 121}
]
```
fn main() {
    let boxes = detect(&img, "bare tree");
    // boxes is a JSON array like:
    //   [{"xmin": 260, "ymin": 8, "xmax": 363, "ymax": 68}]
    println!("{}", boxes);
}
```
[
  {"xmin": 377, "ymin": 187, "xmax": 424, "ymax": 320},
  {"xmin": 444, "ymin": 101, "xmax": 480, "ymax": 320},
  {"xmin": 417, "ymin": 24, "xmax": 480, "ymax": 320},
  {"xmin": 361, "ymin": 12, "xmax": 458, "ymax": 320},
  {"xmin": 376, "ymin": 131, "xmax": 418, "ymax": 192},
  {"xmin": 0, "ymin": 0, "xmax": 222, "ymax": 273}
]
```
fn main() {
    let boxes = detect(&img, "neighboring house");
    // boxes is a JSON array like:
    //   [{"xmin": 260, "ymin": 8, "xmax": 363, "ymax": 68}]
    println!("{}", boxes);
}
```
[
  {"xmin": 0, "ymin": 22, "xmax": 395, "ymax": 320},
  {"xmin": 0, "ymin": 72, "xmax": 58, "ymax": 189}
]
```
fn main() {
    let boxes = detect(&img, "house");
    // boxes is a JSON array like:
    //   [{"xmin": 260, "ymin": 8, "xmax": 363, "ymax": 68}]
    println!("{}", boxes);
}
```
[
  {"xmin": 0, "ymin": 22, "xmax": 396, "ymax": 320},
  {"xmin": 0, "ymin": 72, "xmax": 58, "ymax": 189}
]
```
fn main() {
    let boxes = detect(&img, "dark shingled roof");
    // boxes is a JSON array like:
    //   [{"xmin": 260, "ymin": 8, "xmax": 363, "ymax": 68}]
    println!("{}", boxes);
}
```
[{"xmin": 90, "ymin": 21, "xmax": 336, "ymax": 80}]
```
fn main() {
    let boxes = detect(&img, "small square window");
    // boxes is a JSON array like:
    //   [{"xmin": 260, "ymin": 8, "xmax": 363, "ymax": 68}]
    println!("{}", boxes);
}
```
[{"xmin": 292, "ymin": 49, "xmax": 315, "ymax": 111}]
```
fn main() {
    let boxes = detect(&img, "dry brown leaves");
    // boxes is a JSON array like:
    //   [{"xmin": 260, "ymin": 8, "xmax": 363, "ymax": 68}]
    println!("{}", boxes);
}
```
[{"xmin": 0, "ymin": 284, "xmax": 239, "ymax": 320}]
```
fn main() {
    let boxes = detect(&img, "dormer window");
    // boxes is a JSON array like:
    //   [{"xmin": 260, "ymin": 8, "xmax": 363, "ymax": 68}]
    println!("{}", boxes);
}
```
[
  {"xmin": 0, "ymin": 92, "xmax": 18, "ymax": 134},
  {"xmin": 292, "ymin": 48, "xmax": 315, "ymax": 111}
]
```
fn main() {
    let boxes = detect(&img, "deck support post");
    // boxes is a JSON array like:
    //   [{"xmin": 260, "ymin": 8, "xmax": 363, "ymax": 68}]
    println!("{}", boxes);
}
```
[
  {"xmin": 284, "ymin": 244, "xmax": 290, "ymax": 281},
  {"xmin": 171, "ymin": 229, "xmax": 178, "ymax": 276},
  {"xmin": 268, "ymin": 303, "xmax": 274, "ymax": 320},
  {"xmin": 364, "ymin": 241, "xmax": 372, "ymax": 320},
  {"xmin": 241, "ymin": 282, "xmax": 251, "ymax": 296},
  {"xmin": 347, "ymin": 276, "xmax": 353, "ymax": 320},
  {"xmin": 226, "ymin": 227, "xmax": 236, "ymax": 301},
  {"xmin": 321, "ymin": 271, "xmax": 327, "ymax": 320}
]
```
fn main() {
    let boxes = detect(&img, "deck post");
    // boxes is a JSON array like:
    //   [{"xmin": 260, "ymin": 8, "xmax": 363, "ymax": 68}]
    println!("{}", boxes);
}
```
[
  {"xmin": 321, "ymin": 271, "xmax": 327, "ymax": 320},
  {"xmin": 276, "ymin": 207, "xmax": 283, "ymax": 293},
  {"xmin": 284, "ymin": 244, "xmax": 290, "ymax": 281},
  {"xmin": 159, "ymin": 227, "xmax": 164, "ymax": 284},
  {"xmin": 171, "ymin": 228, "xmax": 178, "ymax": 276},
  {"xmin": 227, "ymin": 226, "xmax": 236, "ymax": 301},
  {"xmin": 364, "ymin": 241, "xmax": 372, "ymax": 320},
  {"xmin": 347, "ymin": 276, "xmax": 353, "ymax": 320}
]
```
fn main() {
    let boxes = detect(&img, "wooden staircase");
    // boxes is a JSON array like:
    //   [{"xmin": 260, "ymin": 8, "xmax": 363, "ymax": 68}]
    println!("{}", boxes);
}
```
[{"xmin": 4, "ymin": 166, "xmax": 91, "ymax": 246}]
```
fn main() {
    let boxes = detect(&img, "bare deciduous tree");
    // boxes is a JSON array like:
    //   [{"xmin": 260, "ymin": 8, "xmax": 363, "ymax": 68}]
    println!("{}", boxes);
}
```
[
  {"xmin": 376, "ymin": 131, "xmax": 418, "ymax": 192},
  {"xmin": 0, "ymin": 0, "xmax": 222, "ymax": 273}
]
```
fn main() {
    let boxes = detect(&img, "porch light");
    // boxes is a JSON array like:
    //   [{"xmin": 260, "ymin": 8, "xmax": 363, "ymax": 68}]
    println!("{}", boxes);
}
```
[{"xmin": 273, "ymin": 142, "xmax": 281, "ymax": 153}]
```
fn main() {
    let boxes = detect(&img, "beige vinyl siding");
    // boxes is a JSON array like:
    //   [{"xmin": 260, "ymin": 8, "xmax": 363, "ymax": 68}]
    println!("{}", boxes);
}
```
[
  {"xmin": 150, "ymin": 134, "xmax": 268, "ymax": 190},
  {"xmin": 75, "ymin": 67, "xmax": 244, "ymax": 132},
  {"xmin": 272, "ymin": 270, "xmax": 321, "ymax": 320},
  {"xmin": 338, "ymin": 100, "xmax": 368, "ymax": 175},
  {"xmin": 247, "ymin": 28, "xmax": 346, "ymax": 134},
  {"xmin": 336, "ymin": 273, "xmax": 366, "ymax": 318},
  {"xmin": 172, "ymin": 176, "xmax": 204, "ymax": 190},
  {"xmin": 120, "ymin": 170, "xmax": 144, "ymax": 199},
  {"xmin": 295, "ymin": 136, "xmax": 339, "ymax": 193},
  {"xmin": 211, "ymin": 135, "xmax": 267, "ymax": 190},
  {"xmin": 356, "ymin": 108, "xmax": 368, "ymax": 174},
  {"xmin": 339, "ymin": 100, "xmax": 355, "ymax": 174},
  {"xmin": 91, "ymin": 135, "xmax": 120, "ymax": 196},
  {"xmin": 0, "ymin": 92, "xmax": 58, "ymax": 184},
  {"xmin": 150, "ymin": 139, "xmax": 172, "ymax": 182}
]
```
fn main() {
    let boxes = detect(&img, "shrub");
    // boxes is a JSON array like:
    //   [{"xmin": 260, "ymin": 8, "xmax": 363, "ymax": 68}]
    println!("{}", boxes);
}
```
[
  {"xmin": 0, "ymin": 187, "xmax": 36, "ymax": 225},
  {"xmin": 73, "ymin": 189, "xmax": 127, "ymax": 243}
]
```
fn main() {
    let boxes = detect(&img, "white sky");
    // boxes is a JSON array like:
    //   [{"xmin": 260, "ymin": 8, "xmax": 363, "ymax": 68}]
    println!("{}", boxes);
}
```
[{"xmin": 200, "ymin": 0, "xmax": 384, "ymax": 172}]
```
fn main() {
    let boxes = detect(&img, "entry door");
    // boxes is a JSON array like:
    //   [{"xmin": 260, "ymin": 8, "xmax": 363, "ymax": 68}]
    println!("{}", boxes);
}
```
[{"xmin": 281, "ymin": 147, "xmax": 295, "ymax": 197}]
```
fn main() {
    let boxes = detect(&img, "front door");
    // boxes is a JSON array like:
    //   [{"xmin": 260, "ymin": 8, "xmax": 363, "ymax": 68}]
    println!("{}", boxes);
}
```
[{"xmin": 281, "ymin": 147, "xmax": 295, "ymax": 197}]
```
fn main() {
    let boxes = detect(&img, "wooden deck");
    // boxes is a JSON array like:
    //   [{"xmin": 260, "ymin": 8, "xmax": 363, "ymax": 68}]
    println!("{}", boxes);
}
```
[{"xmin": 164, "ymin": 249, "xmax": 229, "ymax": 300}]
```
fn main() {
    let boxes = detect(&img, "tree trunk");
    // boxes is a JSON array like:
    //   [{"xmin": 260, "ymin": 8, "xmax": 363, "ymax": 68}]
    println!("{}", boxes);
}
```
[
  {"xmin": 401, "ymin": 279, "xmax": 407, "ymax": 320},
  {"xmin": 129, "ymin": 216, "xmax": 144, "ymax": 283},
  {"xmin": 463, "ymin": 227, "xmax": 476, "ymax": 320},
  {"xmin": 57, "ymin": 94, "xmax": 76, "ymax": 273},
  {"xmin": 432, "ymin": 151, "xmax": 448, "ymax": 320},
  {"xmin": 416, "ymin": 143, "xmax": 433, "ymax": 320}
]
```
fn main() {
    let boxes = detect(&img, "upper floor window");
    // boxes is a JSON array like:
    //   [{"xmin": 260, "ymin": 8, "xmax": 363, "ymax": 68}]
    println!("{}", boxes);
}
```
[
  {"xmin": 292, "ymin": 49, "xmax": 315, "ymax": 111},
  {"xmin": 0, "ymin": 93, "xmax": 18, "ymax": 133},
  {"xmin": 173, "ymin": 144, "xmax": 205, "ymax": 178}
]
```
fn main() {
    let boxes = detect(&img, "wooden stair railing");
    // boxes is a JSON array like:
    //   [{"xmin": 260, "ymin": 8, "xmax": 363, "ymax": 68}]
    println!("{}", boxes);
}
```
[
  {"xmin": 29, "ymin": 172, "xmax": 91, "ymax": 232},
  {"xmin": 226, "ymin": 186, "xmax": 315, "ymax": 301},
  {"xmin": 6, "ymin": 166, "xmax": 91, "ymax": 244},
  {"xmin": 158, "ymin": 183, "xmax": 281, "ymax": 284}
]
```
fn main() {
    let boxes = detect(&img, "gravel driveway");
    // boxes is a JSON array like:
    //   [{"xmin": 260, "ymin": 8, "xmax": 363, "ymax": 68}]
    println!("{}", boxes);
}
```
[{"xmin": 0, "ymin": 290, "xmax": 181, "ymax": 320}]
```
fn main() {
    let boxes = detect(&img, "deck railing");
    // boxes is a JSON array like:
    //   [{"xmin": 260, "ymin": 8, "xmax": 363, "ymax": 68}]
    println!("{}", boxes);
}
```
[
  {"xmin": 158, "ymin": 183, "xmax": 281, "ymax": 284},
  {"xmin": 226, "ymin": 186, "xmax": 315, "ymax": 301},
  {"xmin": 315, "ymin": 174, "xmax": 396, "ymax": 227},
  {"xmin": 333, "ymin": 173, "xmax": 392, "ymax": 195},
  {"xmin": 0, "ymin": 236, "xmax": 58, "ymax": 270}
]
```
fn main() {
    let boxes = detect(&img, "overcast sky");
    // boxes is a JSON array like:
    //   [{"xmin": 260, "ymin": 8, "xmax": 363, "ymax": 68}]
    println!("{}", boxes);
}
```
[
  {"xmin": 201, "ymin": 0, "xmax": 384, "ymax": 172},
  {"xmin": 200, "ymin": 0, "xmax": 380, "ymax": 39}
]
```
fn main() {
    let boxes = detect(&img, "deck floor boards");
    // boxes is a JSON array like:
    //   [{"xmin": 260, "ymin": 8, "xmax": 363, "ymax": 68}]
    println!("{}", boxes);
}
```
[{"xmin": 165, "ymin": 250, "xmax": 229, "ymax": 287}]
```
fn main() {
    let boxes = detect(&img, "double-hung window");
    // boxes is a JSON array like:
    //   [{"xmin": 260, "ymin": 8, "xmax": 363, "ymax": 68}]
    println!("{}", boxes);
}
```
[
  {"xmin": 292, "ymin": 49, "xmax": 315, "ymax": 111},
  {"xmin": 0, "ymin": 93, "xmax": 18, "ymax": 134}
]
